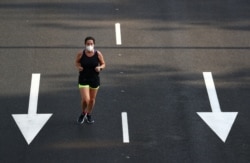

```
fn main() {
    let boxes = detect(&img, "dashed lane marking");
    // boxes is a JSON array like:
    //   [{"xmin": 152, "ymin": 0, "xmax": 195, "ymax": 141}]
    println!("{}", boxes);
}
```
[
  {"xmin": 115, "ymin": 23, "xmax": 122, "ymax": 45},
  {"xmin": 121, "ymin": 112, "xmax": 129, "ymax": 143}
]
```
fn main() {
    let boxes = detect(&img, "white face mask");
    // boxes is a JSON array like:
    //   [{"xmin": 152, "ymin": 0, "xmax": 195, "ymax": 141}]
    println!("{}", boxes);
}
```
[{"xmin": 86, "ymin": 45, "xmax": 94, "ymax": 52}]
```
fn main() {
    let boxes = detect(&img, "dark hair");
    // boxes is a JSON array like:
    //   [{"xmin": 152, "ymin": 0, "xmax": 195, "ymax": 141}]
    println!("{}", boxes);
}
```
[{"xmin": 85, "ymin": 36, "xmax": 95, "ymax": 44}]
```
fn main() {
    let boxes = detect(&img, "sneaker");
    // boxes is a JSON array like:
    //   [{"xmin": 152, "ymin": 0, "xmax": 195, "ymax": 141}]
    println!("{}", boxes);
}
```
[
  {"xmin": 77, "ymin": 113, "xmax": 87, "ymax": 124},
  {"xmin": 86, "ymin": 114, "xmax": 95, "ymax": 124}
]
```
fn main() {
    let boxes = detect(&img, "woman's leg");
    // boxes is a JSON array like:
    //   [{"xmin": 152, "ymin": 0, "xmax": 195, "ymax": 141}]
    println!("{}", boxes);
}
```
[
  {"xmin": 79, "ymin": 87, "xmax": 90, "ymax": 114},
  {"xmin": 78, "ymin": 85, "xmax": 99, "ymax": 124},
  {"xmin": 86, "ymin": 88, "xmax": 99, "ymax": 114},
  {"xmin": 84, "ymin": 88, "xmax": 98, "ymax": 123}
]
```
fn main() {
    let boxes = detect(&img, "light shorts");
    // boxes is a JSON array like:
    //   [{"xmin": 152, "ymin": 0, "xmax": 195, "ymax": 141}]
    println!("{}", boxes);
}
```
[{"xmin": 78, "ymin": 84, "xmax": 99, "ymax": 89}]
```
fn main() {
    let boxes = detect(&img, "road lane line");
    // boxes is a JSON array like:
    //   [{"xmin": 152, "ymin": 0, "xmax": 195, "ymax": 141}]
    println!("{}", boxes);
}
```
[
  {"xmin": 121, "ymin": 112, "xmax": 129, "ymax": 143},
  {"xmin": 115, "ymin": 23, "xmax": 122, "ymax": 45}
]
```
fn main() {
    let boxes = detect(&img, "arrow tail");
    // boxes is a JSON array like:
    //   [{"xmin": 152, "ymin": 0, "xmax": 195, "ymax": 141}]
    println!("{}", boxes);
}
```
[
  {"xmin": 28, "ymin": 73, "xmax": 40, "ymax": 115},
  {"xmin": 203, "ymin": 72, "xmax": 221, "ymax": 112}
]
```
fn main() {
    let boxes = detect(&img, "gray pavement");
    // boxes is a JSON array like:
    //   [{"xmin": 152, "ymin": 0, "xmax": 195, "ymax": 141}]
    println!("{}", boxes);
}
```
[{"xmin": 0, "ymin": 0, "xmax": 250, "ymax": 162}]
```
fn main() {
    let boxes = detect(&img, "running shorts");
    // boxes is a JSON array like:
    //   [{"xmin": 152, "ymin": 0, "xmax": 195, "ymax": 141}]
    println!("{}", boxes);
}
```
[{"xmin": 78, "ymin": 76, "xmax": 100, "ymax": 89}]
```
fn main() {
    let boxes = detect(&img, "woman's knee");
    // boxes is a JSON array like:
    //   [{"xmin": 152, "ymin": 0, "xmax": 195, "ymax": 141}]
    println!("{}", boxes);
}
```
[
  {"xmin": 82, "ymin": 97, "xmax": 90, "ymax": 104},
  {"xmin": 89, "ymin": 98, "xmax": 96, "ymax": 105},
  {"xmin": 82, "ymin": 96, "xmax": 95, "ymax": 105}
]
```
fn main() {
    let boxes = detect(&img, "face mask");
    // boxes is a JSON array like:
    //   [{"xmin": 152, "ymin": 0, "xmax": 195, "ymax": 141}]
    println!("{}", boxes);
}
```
[{"xmin": 86, "ymin": 45, "xmax": 94, "ymax": 52}]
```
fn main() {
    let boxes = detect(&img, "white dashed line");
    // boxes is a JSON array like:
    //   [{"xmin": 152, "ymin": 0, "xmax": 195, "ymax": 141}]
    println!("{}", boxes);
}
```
[
  {"xmin": 115, "ymin": 23, "xmax": 122, "ymax": 45},
  {"xmin": 121, "ymin": 112, "xmax": 129, "ymax": 143}
]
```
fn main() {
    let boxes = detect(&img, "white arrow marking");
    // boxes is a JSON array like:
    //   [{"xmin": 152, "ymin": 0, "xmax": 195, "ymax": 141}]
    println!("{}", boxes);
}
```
[
  {"xmin": 12, "ymin": 73, "xmax": 52, "ymax": 145},
  {"xmin": 115, "ymin": 23, "xmax": 122, "ymax": 45},
  {"xmin": 197, "ymin": 72, "xmax": 238, "ymax": 142}
]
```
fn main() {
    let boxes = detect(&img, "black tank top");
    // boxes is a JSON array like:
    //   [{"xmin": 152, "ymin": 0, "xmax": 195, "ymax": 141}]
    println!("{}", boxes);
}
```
[{"xmin": 79, "ymin": 50, "xmax": 99, "ymax": 78}]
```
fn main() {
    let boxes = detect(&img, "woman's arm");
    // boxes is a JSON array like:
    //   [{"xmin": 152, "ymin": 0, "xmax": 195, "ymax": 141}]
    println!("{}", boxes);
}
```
[
  {"xmin": 75, "ymin": 51, "xmax": 83, "ymax": 71},
  {"xmin": 96, "ymin": 51, "xmax": 106, "ymax": 72}
]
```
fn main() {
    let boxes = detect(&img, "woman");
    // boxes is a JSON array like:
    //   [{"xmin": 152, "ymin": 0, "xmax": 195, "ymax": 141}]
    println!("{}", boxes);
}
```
[{"xmin": 75, "ymin": 36, "xmax": 105, "ymax": 124}]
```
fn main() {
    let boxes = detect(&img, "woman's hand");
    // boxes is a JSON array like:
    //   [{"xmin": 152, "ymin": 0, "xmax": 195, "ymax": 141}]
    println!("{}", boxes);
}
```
[
  {"xmin": 78, "ymin": 66, "xmax": 84, "ymax": 71},
  {"xmin": 95, "ymin": 66, "xmax": 102, "ymax": 72}
]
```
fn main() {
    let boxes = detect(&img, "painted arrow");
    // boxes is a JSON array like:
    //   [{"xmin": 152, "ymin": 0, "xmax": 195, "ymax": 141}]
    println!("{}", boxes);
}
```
[
  {"xmin": 197, "ymin": 72, "xmax": 238, "ymax": 142},
  {"xmin": 12, "ymin": 73, "xmax": 52, "ymax": 145}
]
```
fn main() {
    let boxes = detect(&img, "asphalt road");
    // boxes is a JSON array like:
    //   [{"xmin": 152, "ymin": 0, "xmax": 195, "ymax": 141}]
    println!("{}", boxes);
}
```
[{"xmin": 0, "ymin": 0, "xmax": 250, "ymax": 162}]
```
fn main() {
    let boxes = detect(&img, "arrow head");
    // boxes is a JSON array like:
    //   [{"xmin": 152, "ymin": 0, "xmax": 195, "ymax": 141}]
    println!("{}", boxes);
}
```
[
  {"xmin": 12, "ymin": 114, "xmax": 52, "ymax": 145},
  {"xmin": 197, "ymin": 112, "xmax": 238, "ymax": 142}
]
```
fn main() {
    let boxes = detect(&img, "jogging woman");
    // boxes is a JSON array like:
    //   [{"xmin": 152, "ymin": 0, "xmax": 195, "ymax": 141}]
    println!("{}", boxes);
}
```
[{"xmin": 75, "ymin": 36, "xmax": 105, "ymax": 124}]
